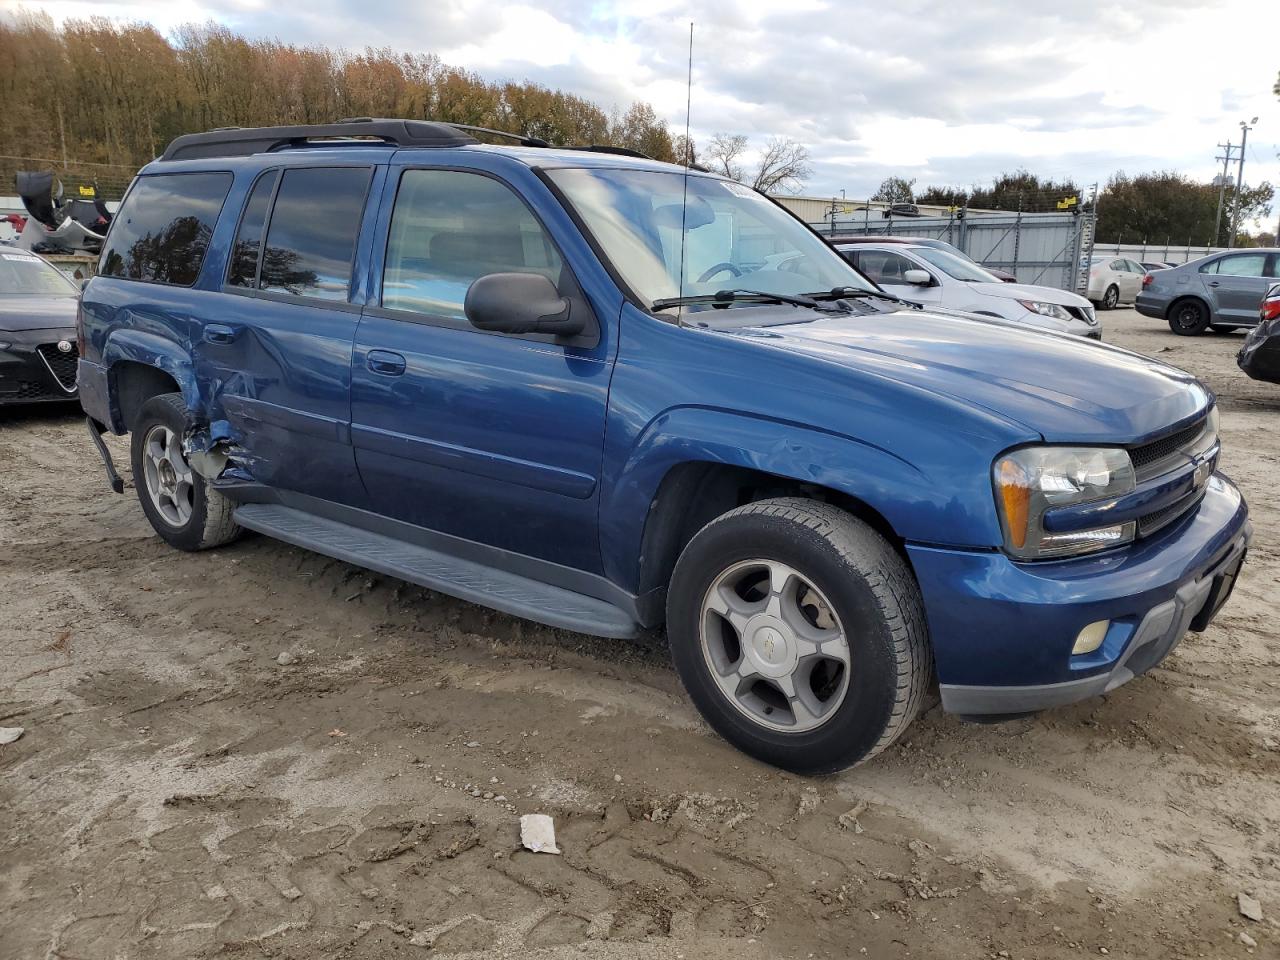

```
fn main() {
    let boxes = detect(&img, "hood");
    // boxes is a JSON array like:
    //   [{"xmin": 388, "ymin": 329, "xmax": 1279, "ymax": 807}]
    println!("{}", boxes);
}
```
[
  {"xmin": 731, "ymin": 306, "xmax": 1208, "ymax": 444},
  {"xmin": 971, "ymin": 282, "xmax": 1092, "ymax": 308},
  {"xmin": 0, "ymin": 294, "xmax": 78, "ymax": 332}
]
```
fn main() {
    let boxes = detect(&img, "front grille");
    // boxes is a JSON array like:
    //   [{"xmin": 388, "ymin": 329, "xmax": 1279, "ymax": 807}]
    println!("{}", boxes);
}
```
[
  {"xmin": 4, "ymin": 380, "xmax": 63, "ymax": 401},
  {"xmin": 36, "ymin": 342, "xmax": 79, "ymax": 392},
  {"xmin": 1130, "ymin": 418, "xmax": 1205, "ymax": 473},
  {"xmin": 1137, "ymin": 490, "xmax": 1205, "ymax": 537}
]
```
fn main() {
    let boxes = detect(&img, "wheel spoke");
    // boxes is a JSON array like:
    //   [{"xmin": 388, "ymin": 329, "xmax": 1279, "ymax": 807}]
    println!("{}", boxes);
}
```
[
  {"xmin": 705, "ymin": 584, "xmax": 760, "ymax": 634},
  {"xmin": 761, "ymin": 560, "xmax": 799, "ymax": 619}
]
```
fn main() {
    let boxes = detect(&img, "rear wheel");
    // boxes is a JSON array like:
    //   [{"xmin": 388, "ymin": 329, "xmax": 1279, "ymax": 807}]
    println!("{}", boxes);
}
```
[
  {"xmin": 1102, "ymin": 285, "xmax": 1120, "ymax": 310},
  {"xmin": 666, "ymin": 498, "xmax": 931, "ymax": 774},
  {"xmin": 130, "ymin": 393, "xmax": 241, "ymax": 551},
  {"xmin": 1168, "ymin": 298, "xmax": 1210, "ymax": 335}
]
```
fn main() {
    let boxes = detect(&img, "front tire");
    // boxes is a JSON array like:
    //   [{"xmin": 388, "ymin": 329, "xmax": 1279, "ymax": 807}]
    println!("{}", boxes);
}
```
[
  {"xmin": 130, "ymin": 393, "xmax": 241, "ymax": 551},
  {"xmin": 1168, "ymin": 298, "xmax": 1210, "ymax": 335},
  {"xmin": 666, "ymin": 498, "xmax": 931, "ymax": 774},
  {"xmin": 1102, "ymin": 285, "xmax": 1120, "ymax": 310}
]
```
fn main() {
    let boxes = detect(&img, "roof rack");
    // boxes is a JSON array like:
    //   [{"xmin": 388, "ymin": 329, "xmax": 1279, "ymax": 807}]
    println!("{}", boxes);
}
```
[
  {"xmin": 158, "ymin": 117, "xmax": 660, "ymax": 163},
  {"xmin": 159, "ymin": 119, "xmax": 479, "ymax": 161}
]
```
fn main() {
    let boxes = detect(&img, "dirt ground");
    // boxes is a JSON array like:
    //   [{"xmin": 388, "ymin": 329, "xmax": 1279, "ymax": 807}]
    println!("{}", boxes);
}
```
[{"xmin": 1, "ymin": 308, "xmax": 1277, "ymax": 960}]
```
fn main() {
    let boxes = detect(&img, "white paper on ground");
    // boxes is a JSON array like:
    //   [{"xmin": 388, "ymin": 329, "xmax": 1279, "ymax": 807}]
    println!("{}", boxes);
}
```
[
  {"xmin": 0, "ymin": 727, "xmax": 25, "ymax": 745},
  {"xmin": 519, "ymin": 813, "xmax": 561, "ymax": 854}
]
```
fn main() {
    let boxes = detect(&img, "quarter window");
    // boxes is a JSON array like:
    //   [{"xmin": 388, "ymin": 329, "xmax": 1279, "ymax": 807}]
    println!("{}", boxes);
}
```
[
  {"xmin": 99, "ymin": 172, "xmax": 232, "ymax": 286},
  {"xmin": 228, "ymin": 170, "xmax": 279, "ymax": 288},
  {"xmin": 258, "ymin": 167, "xmax": 372, "ymax": 301},
  {"xmin": 382, "ymin": 169, "xmax": 562, "ymax": 321}
]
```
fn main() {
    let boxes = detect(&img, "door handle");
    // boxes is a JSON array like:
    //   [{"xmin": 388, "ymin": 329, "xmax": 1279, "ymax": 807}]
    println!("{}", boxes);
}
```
[
  {"xmin": 204, "ymin": 323, "xmax": 240, "ymax": 344},
  {"xmin": 366, "ymin": 350, "xmax": 407, "ymax": 376},
  {"xmin": 1207, "ymin": 281, "xmax": 1220, "ymax": 287}
]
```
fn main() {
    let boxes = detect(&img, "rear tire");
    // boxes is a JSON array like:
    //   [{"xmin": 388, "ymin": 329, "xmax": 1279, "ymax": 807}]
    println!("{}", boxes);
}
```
[
  {"xmin": 1102, "ymin": 285, "xmax": 1120, "ymax": 310},
  {"xmin": 1168, "ymin": 298, "xmax": 1210, "ymax": 336},
  {"xmin": 666, "ymin": 498, "xmax": 931, "ymax": 774},
  {"xmin": 130, "ymin": 393, "xmax": 241, "ymax": 552}
]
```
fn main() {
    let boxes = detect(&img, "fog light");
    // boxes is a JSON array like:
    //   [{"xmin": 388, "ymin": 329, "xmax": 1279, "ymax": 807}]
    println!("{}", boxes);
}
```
[{"xmin": 1072, "ymin": 620, "xmax": 1110, "ymax": 655}]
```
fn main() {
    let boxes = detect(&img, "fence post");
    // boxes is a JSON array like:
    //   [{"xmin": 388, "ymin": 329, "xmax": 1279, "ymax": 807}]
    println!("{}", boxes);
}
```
[
  {"xmin": 1011, "ymin": 197, "xmax": 1022, "ymax": 276},
  {"xmin": 958, "ymin": 198, "xmax": 968, "ymax": 255}
]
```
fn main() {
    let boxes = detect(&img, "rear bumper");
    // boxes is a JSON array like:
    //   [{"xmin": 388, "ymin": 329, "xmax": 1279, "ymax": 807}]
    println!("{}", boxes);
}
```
[
  {"xmin": 0, "ymin": 327, "xmax": 79, "ymax": 404},
  {"xmin": 1135, "ymin": 293, "xmax": 1169, "ymax": 319},
  {"xmin": 907, "ymin": 474, "xmax": 1251, "ymax": 714}
]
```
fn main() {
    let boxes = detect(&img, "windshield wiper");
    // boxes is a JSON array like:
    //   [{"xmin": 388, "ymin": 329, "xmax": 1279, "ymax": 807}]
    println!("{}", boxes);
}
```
[
  {"xmin": 801, "ymin": 286, "xmax": 920, "ymax": 308},
  {"xmin": 651, "ymin": 288, "xmax": 822, "ymax": 312}
]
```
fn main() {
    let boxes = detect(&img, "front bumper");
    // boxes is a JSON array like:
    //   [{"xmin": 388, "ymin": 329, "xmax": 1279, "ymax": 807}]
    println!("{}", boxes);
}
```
[
  {"xmin": 0, "ymin": 326, "xmax": 79, "ymax": 403},
  {"xmin": 907, "ymin": 474, "xmax": 1251, "ymax": 715}
]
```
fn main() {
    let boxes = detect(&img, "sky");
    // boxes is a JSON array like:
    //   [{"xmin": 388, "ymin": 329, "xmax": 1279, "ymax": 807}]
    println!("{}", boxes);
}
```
[{"xmin": 9, "ymin": 0, "xmax": 1280, "ymax": 216}]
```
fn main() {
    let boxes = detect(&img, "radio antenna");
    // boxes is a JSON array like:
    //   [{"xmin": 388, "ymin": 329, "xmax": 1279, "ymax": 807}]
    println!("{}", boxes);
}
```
[{"xmin": 676, "ymin": 21, "xmax": 694, "ymax": 320}]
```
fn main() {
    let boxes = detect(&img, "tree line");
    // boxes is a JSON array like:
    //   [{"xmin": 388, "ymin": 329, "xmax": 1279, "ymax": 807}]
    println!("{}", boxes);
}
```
[
  {"xmin": 870, "ymin": 170, "xmax": 1276, "ymax": 247},
  {"xmin": 0, "ymin": 13, "xmax": 677, "ymax": 187}
]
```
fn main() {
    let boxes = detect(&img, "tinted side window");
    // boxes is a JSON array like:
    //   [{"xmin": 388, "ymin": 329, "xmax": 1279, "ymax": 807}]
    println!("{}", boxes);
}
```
[
  {"xmin": 260, "ymin": 167, "xmax": 372, "ymax": 302},
  {"xmin": 228, "ymin": 170, "xmax": 279, "ymax": 288},
  {"xmin": 382, "ymin": 169, "xmax": 563, "ymax": 321},
  {"xmin": 1215, "ymin": 254, "xmax": 1267, "ymax": 278},
  {"xmin": 99, "ymin": 173, "xmax": 231, "ymax": 286}
]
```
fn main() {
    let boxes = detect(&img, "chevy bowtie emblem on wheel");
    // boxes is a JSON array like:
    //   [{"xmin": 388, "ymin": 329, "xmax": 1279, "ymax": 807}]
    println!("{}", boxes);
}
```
[{"xmin": 57, "ymin": 340, "xmax": 72, "ymax": 353}]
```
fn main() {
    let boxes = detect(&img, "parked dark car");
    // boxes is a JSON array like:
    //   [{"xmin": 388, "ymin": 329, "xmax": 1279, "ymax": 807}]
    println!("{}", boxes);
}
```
[
  {"xmin": 1237, "ymin": 282, "xmax": 1280, "ymax": 383},
  {"xmin": 0, "ymin": 248, "xmax": 81, "ymax": 404},
  {"xmin": 829, "ymin": 235, "xmax": 1018, "ymax": 282},
  {"xmin": 1137, "ymin": 249, "xmax": 1280, "ymax": 335},
  {"xmin": 78, "ymin": 120, "xmax": 1250, "ymax": 773}
]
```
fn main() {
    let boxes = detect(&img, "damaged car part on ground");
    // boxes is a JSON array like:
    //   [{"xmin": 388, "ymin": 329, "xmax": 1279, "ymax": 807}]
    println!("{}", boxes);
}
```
[
  {"xmin": 0, "ymin": 248, "xmax": 82, "ymax": 405},
  {"xmin": 77, "ymin": 119, "xmax": 1251, "ymax": 774}
]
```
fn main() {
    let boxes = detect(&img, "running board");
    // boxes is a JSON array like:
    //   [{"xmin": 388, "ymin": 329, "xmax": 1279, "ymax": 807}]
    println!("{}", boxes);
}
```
[{"xmin": 232, "ymin": 503, "xmax": 639, "ymax": 638}]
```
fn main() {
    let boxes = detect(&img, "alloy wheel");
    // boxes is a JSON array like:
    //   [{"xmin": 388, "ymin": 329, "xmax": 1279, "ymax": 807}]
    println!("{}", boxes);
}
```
[
  {"xmin": 141, "ymin": 424, "xmax": 194, "ymax": 528},
  {"xmin": 699, "ymin": 558, "xmax": 851, "ymax": 733}
]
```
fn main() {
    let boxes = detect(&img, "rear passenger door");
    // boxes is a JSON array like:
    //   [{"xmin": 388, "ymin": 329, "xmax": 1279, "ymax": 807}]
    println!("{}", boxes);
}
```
[
  {"xmin": 1202, "ymin": 253, "xmax": 1275, "ymax": 324},
  {"xmin": 196, "ymin": 164, "xmax": 377, "ymax": 506},
  {"xmin": 349, "ymin": 165, "xmax": 614, "ymax": 573}
]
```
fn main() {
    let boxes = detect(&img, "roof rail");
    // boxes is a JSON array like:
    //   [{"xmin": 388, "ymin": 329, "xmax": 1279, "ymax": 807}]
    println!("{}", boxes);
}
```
[
  {"xmin": 157, "ymin": 118, "xmax": 664, "ymax": 164},
  {"xmin": 159, "ymin": 119, "xmax": 478, "ymax": 162}
]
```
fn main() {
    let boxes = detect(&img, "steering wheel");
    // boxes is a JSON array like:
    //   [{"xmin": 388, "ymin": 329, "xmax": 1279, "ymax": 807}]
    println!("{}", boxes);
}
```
[{"xmin": 697, "ymin": 262, "xmax": 742, "ymax": 283}]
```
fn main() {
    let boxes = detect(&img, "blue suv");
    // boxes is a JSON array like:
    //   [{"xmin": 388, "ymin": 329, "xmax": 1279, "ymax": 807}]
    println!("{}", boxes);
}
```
[{"xmin": 78, "ymin": 120, "xmax": 1251, "ymax": 773}]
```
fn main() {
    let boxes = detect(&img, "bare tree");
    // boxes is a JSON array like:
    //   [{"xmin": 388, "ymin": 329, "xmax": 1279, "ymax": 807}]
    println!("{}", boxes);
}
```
[
  {"xmin": 751, "ymin": 137, "xmax": 811, "ymax": 193},
  {"xmin": 704, "ymin": 132, "xmax": 748, "ymax": 182}
]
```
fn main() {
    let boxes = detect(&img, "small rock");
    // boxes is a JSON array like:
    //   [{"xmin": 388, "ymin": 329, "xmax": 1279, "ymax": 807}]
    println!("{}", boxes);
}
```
[
  {"xmin": 0, "ymin": 727, "xmax": 24, "ymax": 746},
  {"xmin": 205, "ymin": 884, "xmax": 228, "ymax": 900},
  {"xmin": 1240, "ymin": 892, "xmax": 1264, "ymax": 922},
  {"xmin": 1240, "ymin": 932, "xmax": 1257, "ymax": 948},
  {"xmin": 1100, "ymin": 949, "xmax": 1109, "ymax": 955},
  {"xmin": 483, "ymin": 791, "xmax": 494, "ymax": 800},
  {"xmin": 280, "ymin": 886, "xmax": 303, "ymax": 901},
  {"xmin": 276, "ymin": 651, "xmax": 296, "ymax": 666},
  {"xmin": 613, "ymin": 774, "xmax": 622, "ymax": 783},
  {"xmin": 465, "ymin": 741, "xmax": 480, "ymax": 748}
]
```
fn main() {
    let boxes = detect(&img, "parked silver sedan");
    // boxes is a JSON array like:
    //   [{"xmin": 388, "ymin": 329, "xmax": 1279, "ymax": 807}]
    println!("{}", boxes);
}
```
[{"xmin": 1136, "ymin": 248, "xmax": 1280, "ymax": 335}]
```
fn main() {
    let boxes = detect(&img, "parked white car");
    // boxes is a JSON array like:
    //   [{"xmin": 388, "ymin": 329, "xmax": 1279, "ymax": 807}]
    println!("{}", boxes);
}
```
[
  {"xmin": 1086, "ymin": 255, "xmax": 1146, "ymax": 309},
  {"xmin": 836, "ymin": 241, "xmax": 1101, "ymax": 338}
]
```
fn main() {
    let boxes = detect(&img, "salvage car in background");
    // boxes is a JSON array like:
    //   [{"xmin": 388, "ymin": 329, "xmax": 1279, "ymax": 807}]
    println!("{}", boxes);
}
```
[
  {"xmin": 1237, "ymin": 282, "xmax": 1280, "ymax": 384},
  {"xmin": 0, "ymin": 249, "xmax": 80, "ymax": 404},
  {"xmin": 1087, "ymin": 255, "xmax": 1147, "ymax": 309},
  {"xmin": 1137, "ymin": 249, "xmax": 1280, "ymax": 335},
  {"xmin": 837, "ymin": 241, "xmax": 1099, "ymax": 337},
  {"xmin": 833, "ymin": 234, "xmax": 1018, "ymax": 281}
]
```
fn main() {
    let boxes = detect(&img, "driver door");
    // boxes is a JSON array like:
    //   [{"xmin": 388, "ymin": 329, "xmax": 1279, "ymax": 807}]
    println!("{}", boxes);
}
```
[{"xmin": 844, "ymin": 250, "xmax": 943, "ymax": 307}]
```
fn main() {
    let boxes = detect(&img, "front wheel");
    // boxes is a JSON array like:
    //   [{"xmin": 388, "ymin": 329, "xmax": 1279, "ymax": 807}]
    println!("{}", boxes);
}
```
[
  {"xmin": 130, "ymin": 393, "xmax": 242, "ymax": 551},
  {"xmin": 1168, "ymin": 298, "xmax": 1210, "ymax": 335},
  {"xmin": 666, "ymin": 498, "xmax": 931, "ymax": 774},
  {"xmin": 1102, "ymin": 285, "xmax": 1120, "ymax": 310}
]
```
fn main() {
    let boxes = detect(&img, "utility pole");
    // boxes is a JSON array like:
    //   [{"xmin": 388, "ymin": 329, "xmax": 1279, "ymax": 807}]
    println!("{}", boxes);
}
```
[
  {"xmin": 1228, "ymin": 117, "xmax": 1258, "ymax": 249},
  {"xmin": 1213, "ymin": 141, "xmax": 1238, "ymax": 247}
]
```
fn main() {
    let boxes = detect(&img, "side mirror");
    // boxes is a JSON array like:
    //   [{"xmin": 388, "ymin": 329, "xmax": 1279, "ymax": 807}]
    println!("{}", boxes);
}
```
[
  {"xmin": 465, "ymin": 272, "xmax": 585, "ymax": 338},
  {"xmin": 902, "ymin": 269, "xmax": 932, "ymax": 286}
]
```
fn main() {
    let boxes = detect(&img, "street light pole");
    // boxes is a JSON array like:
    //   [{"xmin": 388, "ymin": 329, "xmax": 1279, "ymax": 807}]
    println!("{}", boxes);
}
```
[{"xmin": 1227, "ymin": 117, "xmax": 1258, "ymax": 249}]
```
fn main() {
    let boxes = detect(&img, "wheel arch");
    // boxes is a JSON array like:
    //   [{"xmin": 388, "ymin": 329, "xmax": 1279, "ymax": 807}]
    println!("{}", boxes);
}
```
[{"xmin": 103, "ymin": 330, "xmax": 199, "ymax": 432}]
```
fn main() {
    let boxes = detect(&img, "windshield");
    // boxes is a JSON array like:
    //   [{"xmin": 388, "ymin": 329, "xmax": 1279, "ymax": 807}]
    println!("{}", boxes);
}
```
[
  {"xmin": 0, "ymin": 251, "xmax": 79, "ymax": 295},
  {"xmin": 547, "ymin": 167, "xmax": 875, "ymax": 306},
  {"xmin": 911, "ymin": 246, "xmax": 1000, "ymax": 283}
]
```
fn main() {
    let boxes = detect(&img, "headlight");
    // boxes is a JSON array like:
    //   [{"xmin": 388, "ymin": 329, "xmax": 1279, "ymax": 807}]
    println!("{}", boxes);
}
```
[
  {"xmin": 993, "ymin": 446, "xmax": 1136, "ymax": 560},
  {"xmin": 1017, "ymin": 300, "xmax": 1073, "ymax": 322}
]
